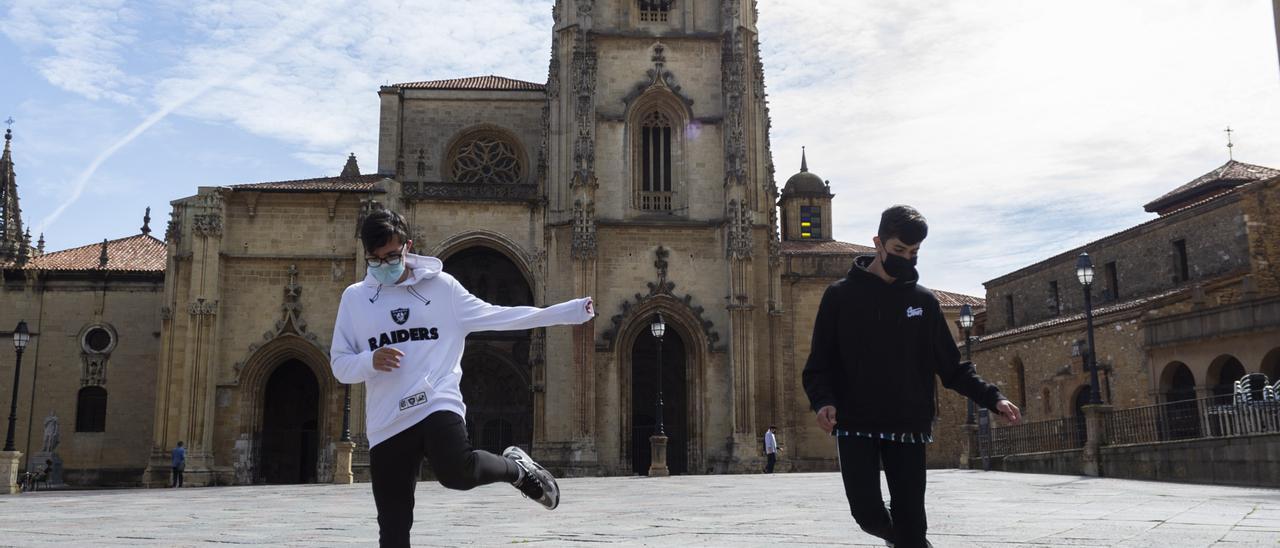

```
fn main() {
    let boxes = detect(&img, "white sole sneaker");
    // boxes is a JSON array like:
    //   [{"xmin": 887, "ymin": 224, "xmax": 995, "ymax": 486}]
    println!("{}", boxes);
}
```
[{"xmin": 503, "ymin": 446, "xmax": 560, "ymax": 510}]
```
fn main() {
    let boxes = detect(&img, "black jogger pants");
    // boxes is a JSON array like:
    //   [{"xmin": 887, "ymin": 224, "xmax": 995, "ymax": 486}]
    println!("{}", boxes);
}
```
[
  {"xmin": 836, "ymin": 435, "xmax": 929, "ymax": 548},
  {"xmin": 369, "ymin": 411, "xmax": 521, "ymax": 548}
]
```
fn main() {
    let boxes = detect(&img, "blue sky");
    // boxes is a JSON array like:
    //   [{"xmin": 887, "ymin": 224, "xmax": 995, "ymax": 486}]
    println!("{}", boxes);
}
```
[{"xmin": 2, "ymin": 0, "xmax": 1278, "ymax": 297}]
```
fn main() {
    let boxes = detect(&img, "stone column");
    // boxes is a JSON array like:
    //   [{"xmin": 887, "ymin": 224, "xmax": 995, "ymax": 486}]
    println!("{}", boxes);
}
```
[
  {"xmin": 648, "ymin": 434, "xmax": 669, "ymax": 477},
  {"xmin": 1082, "ymin": 404, "xmax": 1113, "ymax": 477},
  {"xmin": 0, "ymin": 451, "xmax": 20, "ymax": 494},
  {"xmin": 333, "ymin": 441, "xmax": 354, "ymax": 484}
]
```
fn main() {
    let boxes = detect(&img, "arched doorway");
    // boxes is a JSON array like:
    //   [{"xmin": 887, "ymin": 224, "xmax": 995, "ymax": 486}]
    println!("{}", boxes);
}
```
[
  {"xmin": 1261, "ymin": 347, "xmax": 1280, "ymax": 382},
  {"xmin": 630, "ymin": 322, "xmax": 688, "ymax": 476},
  {"xmin": 261, "ymin": 360, "xmax": 320, "ymax": 484},
  {"xmin": 1159, "ymin": 361, "xmax": 1199, "ymax": 440},
  {"xmin": 1208, "ymin": 355, "xmax": 1246, "ymax": 401},
  {"xmin": 1071, "ymin": 385, "xmax": 1091, "ymax": 446},
  {"xmin": 443, "ymin": 246, "xmax": 534, "ymax": 453}
]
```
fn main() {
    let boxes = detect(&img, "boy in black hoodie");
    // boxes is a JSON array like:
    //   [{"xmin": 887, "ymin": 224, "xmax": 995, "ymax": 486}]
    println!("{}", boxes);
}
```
[{"xmin": 802, "ymin": 205, "xmax": 1022, "ymax": 548}]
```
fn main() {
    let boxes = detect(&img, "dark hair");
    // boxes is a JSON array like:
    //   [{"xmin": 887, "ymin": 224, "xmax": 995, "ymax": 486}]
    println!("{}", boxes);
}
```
[
  {"xmin": 177, "ymin": 441, "xmax": 183, "ymax": 447},
  {"xmin": 877, "ymin": 205, "xmax": 928, "ymax": 245},
  {"xmin": 769, "ymin": 426, "xmax": 777, "ymax": 431},
  {"xmin": 361, "ymin": 209, "xmax": 410, "ymax": 253}
]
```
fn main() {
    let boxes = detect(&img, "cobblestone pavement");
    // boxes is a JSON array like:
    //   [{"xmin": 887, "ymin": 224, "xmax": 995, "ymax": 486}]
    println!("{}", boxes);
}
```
[{"xmin": 1, "ymin": 470, "xmax": 1277, "ymax": 547}]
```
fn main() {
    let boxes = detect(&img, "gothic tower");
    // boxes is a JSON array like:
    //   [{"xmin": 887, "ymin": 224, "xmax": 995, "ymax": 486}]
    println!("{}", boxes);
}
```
[
  {"xmin": 545, "ymin": 0, "xmax": 781, "ymax": 474},
  {"xmin": 0, "ymin": 126, "xmax": 31, "ymax": 265}
]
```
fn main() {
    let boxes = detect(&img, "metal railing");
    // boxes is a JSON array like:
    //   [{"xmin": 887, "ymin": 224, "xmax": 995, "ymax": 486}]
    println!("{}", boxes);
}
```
[
  {"xmin": 1108, "ymin": 395, "xmax": 1280, "ymax": 446},
  {"xmin": 981, "ymin": 416, "xmax": 1085, "ymax": 458}
]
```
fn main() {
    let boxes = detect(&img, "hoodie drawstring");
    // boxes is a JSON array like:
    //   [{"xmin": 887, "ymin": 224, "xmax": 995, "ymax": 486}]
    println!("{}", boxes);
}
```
[{"xmin": 368, "ymin": 284, "xmax": 383, "ymax": 303}]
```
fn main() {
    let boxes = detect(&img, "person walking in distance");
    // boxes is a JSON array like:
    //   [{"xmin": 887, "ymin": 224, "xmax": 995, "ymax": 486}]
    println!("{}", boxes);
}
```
[
  {"xmin": 331, "ymin": 209, "xmax": 595, "ymax": 548},
  {"xmin": 802, "ymin": 205, "xmax": 1022, "ymax": 548},
  {"xmin": 171, "ymin": 441, "xmax": 186, "ymax": 488},
  {"xmin": 763, "ymin": 426, "xmax": 779, "ymax": 474}
]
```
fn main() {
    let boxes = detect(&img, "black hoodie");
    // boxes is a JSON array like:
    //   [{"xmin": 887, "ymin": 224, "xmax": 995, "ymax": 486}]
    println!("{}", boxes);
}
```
[{"xmin": 802, "ymin": 255, "xmax": 1005, "ymax": 434}]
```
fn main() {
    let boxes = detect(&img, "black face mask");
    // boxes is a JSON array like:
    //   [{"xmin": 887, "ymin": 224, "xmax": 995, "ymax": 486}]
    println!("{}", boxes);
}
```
[{"xmin": 882, "ymin": 250, "xmax": 918, "ymax": 280}]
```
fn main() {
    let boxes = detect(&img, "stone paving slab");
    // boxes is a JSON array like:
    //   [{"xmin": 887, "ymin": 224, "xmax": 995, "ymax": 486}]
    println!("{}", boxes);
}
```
[{"xmin": 0, "ymin": 470, "xmax": 1277, "ymax": 547}]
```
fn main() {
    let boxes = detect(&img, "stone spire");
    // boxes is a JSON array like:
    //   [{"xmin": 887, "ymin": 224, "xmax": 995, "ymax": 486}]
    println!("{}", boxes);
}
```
[
  {"xmin": 340, "ymin": 153, "xmax": 360, "ymax": 177},
  {"xmin": 1, "ymin": 124, "xmax": 25, "ymax": 265},
  {"xmin": 800, "ymin": 146, "xmax": 808, "ymax": 172},
  {"xmin": 37, "ymin": 232, "xmax": 44, "ymax": 255},
  {"xmin": 141, "ymin": 207, "xmax": 152, "ymax": 235},
  {"xmin": 99, "ymin": 238, "xmax": 109, "ymax": 268}
]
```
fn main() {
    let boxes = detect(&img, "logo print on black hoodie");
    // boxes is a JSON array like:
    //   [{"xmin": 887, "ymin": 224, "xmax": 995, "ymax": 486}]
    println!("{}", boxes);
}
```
[{"xmin": 391, "ymin": 308, "xmax": 410, "ymax": 325}]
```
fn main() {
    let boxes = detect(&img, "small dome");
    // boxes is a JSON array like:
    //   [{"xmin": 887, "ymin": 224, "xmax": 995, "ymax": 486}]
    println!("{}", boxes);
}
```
[{"xmin": 782, "ymin": 147, "xmax": 831, "ymax": 196}]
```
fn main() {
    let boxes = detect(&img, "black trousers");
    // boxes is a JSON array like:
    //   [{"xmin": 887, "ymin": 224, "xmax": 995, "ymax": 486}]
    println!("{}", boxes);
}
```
[
  {"xmin": 171, "ymin": 466, "xmax": 184, "ymax": 487},
  {"xmin": 836, "ymin": 436, "xmax": 928, "ymax": 548},
  {"xmin": 765, "ymin": 453, "xmax": 777, "ymax": 473},
  {"xmin": 369, "ymin": 411, "xmax": 521, "ymax": 548}
]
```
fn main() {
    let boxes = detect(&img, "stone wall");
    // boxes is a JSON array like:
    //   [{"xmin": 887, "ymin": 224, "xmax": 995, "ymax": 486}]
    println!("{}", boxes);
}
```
[{"xmin": 1099, "ymin": 433, "xmax": 1280, "ymax": 487}]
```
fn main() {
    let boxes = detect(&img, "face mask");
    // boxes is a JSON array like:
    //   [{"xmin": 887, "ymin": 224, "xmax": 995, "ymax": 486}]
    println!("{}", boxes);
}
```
[
  {"xmin": 882, "ymin": 249, "xmax": 918, "ymax": 280},
  {"xmin": 369, "ymin": 261, "xmax": 406, "ymax": 286}
]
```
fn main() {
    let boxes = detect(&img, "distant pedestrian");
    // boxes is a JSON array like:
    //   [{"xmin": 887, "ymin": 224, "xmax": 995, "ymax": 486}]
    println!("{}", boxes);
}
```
[
  {"xmin": 763, "ymin": 427, "xmax": 779, "ymax": 473},
  {"xmin": 171, "ymin": 441, "xmax": 186, "ymax": 487}
]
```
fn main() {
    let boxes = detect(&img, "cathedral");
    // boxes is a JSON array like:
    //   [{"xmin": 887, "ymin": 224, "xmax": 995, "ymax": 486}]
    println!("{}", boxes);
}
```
[{"xmin": 0, "ymin": 0, "xmax": 983, "ymax": 487}]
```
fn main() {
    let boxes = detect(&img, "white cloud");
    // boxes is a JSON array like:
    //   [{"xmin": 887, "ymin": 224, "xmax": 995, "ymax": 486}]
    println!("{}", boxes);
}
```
[{"xmin": 2, "ymin": 0, "xmax": 140, "ymax": 104}]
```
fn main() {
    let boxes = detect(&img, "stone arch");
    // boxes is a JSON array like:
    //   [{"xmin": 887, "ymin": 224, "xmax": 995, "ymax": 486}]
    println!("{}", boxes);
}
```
[
  {"xmin": 430, "ymin": 230, "xmax": 539, "ymax": 300},
  {"xmin": 1010, "ymin": 357, "xmax": 1027, "ymax": 409},
  {"xmin": 626, "ymin": 83, "xmax": 693, "ymax": 213},
  {"xmin": 615, "ymin": 294, "xmax": 709, "ymax": 474},
  {"xmin": 1207, "ymin": 354, "xmax": 1247, "ymax": 399},
  {"xmin": 440, "ymin": 124, "xmax": 530, "ymax": 185},
  {"xmin": 236, "ymin": 334, "xmax": 335, "ymax": 442},
  {"xmin": 1261, "ymin": 347, "xmax": 1280, "ymax": 381},
  {"xmin": 1159, "ymin": 361, "xmax": 1197, "ymax": 402}
]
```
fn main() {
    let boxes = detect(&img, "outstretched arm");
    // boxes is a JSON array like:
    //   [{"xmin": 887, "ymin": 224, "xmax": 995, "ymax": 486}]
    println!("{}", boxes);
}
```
[{"xmin": 453, "ymin": 277, "xmax": 594, "ymax": 334}]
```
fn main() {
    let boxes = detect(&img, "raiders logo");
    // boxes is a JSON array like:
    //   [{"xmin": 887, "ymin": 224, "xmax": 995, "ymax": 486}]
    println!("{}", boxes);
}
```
[{"xmin": 391, "ymin": 308, "xmax": 410, "ymax": 325}]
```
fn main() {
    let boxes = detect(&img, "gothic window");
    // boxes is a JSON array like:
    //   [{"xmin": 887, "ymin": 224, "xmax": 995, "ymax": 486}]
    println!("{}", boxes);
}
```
[
  {"xmin": 639, "ymin": 0, "xmax": 673, "ymax": 22},
  {"xmin": 800, "ymin": 206, "xmax": 822, "ymax": 239},
  {"xmin": 638, "ymin": 111, "xmax": 674, "ymax": 211},
  {"xmin": 448, "ymin": 131, "xmax": 524, "ymax": 185},
  {"xmin": 84, "ymin": 327, "xmax": 112, "ymax": 353},
  {"xmin": 76, "ymin": 386, "xmax": 107, "ymax": 432}
]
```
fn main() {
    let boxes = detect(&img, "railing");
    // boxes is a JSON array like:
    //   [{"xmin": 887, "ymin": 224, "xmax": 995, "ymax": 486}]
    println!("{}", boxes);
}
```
[
  {"xmin": 981, "ymin": 416, "xmax": 1085, "ymax": 458},
  {"xmin": 638, "ymin": 191, "xmax": 673, "ymax": 211},
  {"xmin": 1108, "ymin": 395, "xmax": 1280, "ymax": 446}
]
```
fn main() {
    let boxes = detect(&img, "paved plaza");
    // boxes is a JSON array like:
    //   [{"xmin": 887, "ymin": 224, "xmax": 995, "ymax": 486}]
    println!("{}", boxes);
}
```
[{"xmin": 1, "ymin": 470, "xmax": 1277, "ymax": 547}]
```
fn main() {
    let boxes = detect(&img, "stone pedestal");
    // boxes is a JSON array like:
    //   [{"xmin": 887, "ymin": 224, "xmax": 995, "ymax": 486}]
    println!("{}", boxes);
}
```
[
  {"xmin": 333, "ymin": 441, "xmax": 354, "ymax": 484},
  {"xmin": 1082, "ymin": 404, "xmax": 1113, "ymax": 477},
  {"xmin": 648, "ymin": 434, "xmax": 669, "ymax": 477},
  {"xmin": 29, "ymin": 452, "xmax": 63, "ymax": 486},
  {"xmin": 959, "ymin": 424, "xmax": 978, "ymax": 470},
  {"xmin": 1, "ymin": 451, "xmax": 20, "ymax": 494}
]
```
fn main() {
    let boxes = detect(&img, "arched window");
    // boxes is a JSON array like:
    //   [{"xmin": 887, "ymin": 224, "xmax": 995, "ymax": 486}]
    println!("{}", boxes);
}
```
[
  {"xmin": 446, "ymin": 130, "xmax": 524, "ymax": 185},
  {"xmin": 76, "ymin": 386, "xmax": 108, "ymax": 432},
  {"xmin": 638, "ymin": 110, "xmax": 674, "ymax": 211},
  {"xmin": 639, "ymin": 0, "xmax": 673, "ymax": 22}
]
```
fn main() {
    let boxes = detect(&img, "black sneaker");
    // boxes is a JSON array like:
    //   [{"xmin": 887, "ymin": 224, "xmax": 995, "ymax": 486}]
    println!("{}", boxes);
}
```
[{"xmin": 503, "ymin": 446, "xmax": 560, "ymax": 510}]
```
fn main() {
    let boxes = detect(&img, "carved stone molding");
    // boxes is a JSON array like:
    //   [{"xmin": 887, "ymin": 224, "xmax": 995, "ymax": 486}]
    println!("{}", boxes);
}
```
[
  {"xmin": 571, "ymin": 199, "xmax": 597, "ymax": 260},
  {"xmin": 188, "ymin": 298, "xmax": 219, "ymax": 316},
  {"xmin": 570, "ymin": 27, "xmax": 598, "ymax": 189},
  {"xmin": 400, "ymin": 181, "xmax": 539, "ymax": 203},
  {"xmin": 621, "ymin": 44, "xmax": 696, "ymax": 111},
  {"xmin": 597, "ymin": 246, "xmax": 723, "ymax": 352},
  {"xmin": 193, "ymin": 213, "xmax": 223, "ymax": 237},
  {"xmin": 232, "ymin": 264, "xmax": 326, "ymax": 380},
  {"xmin": 726, "ymin": 199, "xmax": 754, "ymax": 259}
]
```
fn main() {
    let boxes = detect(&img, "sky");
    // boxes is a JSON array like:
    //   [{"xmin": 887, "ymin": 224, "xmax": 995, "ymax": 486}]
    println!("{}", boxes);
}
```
[{"xmin": 1, "ymin": 0, "xmax": 1278, "ymax": 297}]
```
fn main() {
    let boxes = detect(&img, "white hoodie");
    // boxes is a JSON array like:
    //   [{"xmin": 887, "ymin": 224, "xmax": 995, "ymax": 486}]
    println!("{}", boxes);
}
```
[{"xmin": 330, "ymin": 253, "xmax": 593, "ymax": 448}]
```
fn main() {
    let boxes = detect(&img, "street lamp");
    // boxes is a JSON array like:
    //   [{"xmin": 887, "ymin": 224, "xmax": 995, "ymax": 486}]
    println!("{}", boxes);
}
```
[
  {"xmin": 1076, "ymin": 253, "xmax": 1103, "ymax": 405},
  {"xmin": 650, "ymin": 313, "xmax": 666, "ymax": 436},
  {"xmin": 5, "ymin": 321, "xmax": 30, "ymax": 452},
  {"xmin": 340, "ymin": 384, "xmax": 351, "ymax": 443},
  {"xmin": 959, "ymin": 304, "xmax": 976, "ymax": 425}
]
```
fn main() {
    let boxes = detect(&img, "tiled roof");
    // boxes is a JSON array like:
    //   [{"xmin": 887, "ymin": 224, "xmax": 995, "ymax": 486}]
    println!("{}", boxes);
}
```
[
  {"xmin": 231, "ymin": 174, "xmax": 388, "ymax": 193},
  {"xmin": 1144, "ymin": 160, "xmax": 1280, "ymax": 214},
  {"xmin": 976, "ymin": 287, "xmax": 1187, "ymax": 343},
  {"xmin": 934, "ymin": 289, "xmax": 986, "ymax": 308},
  {"xmin": 22, "ymin": 234, "xmax": 166, "ymax": 272},
  {"xmin": 389, "ymin": 76, "xmax": 546, "ymax": 92},
  {"xmin": 780, "ymin": 240, "xmax": 874, "ymax": 255}
]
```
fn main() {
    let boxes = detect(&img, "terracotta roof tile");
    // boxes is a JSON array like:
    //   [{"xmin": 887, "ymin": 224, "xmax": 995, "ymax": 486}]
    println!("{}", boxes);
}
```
[
  {"xmin": 389, "ymin": 75, "xmax": 546, "ymax": 92},
  {"xmin": 23, "ymin": 234, "xmax": 166, "ymax": 272},
  {"xmin": 780, "ymin": 240, "xmax": 875, "ymax": 255},
  {"xmin": 1144, "ymin": 160, "xmax": 1280, "ymax": 214},
  {"xmin": 934, "ymin": 289, "xmax": 986, "ymax": 308},
  {"xmin": 231, "ymin": 174, "xmax": 388, "ymax": 192},
  {"xmin": 977, "ymin": 287, "xmax": 1186, "ymax": 342}
]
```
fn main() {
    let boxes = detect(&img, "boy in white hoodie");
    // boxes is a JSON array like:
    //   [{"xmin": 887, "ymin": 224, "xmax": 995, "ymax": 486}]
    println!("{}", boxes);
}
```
[{"xmin": 331, "ymin": 210, "xmax": 594, "ymax": 548}]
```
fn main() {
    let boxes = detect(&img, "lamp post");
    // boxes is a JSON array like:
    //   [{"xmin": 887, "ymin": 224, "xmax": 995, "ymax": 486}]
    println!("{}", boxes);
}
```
[
  {"xmin": 340, "ymin": 384, "xmax": 351, "ymax": 443},
  {"xmin": 5, "ymin": 321, "xmax": 30, "ymax": 452},
  {"xmin": 650, "ymin": 313, "xmax": 666, "ymax": 436},
  {"xmin": 959, "ymin": 305, "xmax": 976, "ymax": 425},
  {"xmin": 1076, "ymin": 253, "xmax": 1103, "ymax": 405}
]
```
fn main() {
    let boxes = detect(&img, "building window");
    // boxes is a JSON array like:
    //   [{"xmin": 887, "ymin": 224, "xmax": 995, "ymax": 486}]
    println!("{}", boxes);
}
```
[
  {"xmin": 447, "ymin": 131, "xmax": 523, "ymax": 185},
  {"xmin": 1105, "ymin": 261, "xmax": 1119, "ymax": 301},
  {"xmin": 1049, "ymin": 280, "xmax": 1060, "ymax": 316},
  {"xmin": 800, "ymin": 206, "xmax": 822, "ymax": 239},
  {"xmin": 639, "ymin": 0, "xmax": 672, "ymax": 22},
  {"xmin": 1013, "ymin": 361, "xmax": 1027, "ymax": 408},
  {"xmin": 638, "ymin": 110, "xmax": 674, "ymax": 211},
  {"xmin": 1173, "ymin": 239, "xmax": 1188, "ymax": 282},
  {"xmin": 1005, "ymin": 295, "xmax": 1015, "ymax": 327},
  {"xmin": 84, "ymin": 327, "xmax": 113, "ymax": 353},
  {"xmin": 76, "ymin": 386, "xmax": 108, "ymax": 432}
]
